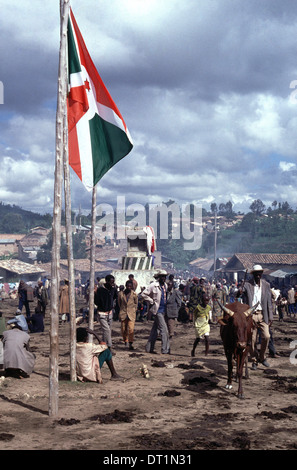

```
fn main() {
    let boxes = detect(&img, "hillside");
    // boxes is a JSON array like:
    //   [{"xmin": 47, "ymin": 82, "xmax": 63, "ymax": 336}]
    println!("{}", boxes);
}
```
[
  {"xmin": 158, "ymin": 208, "xmax": 297, "ymax": 268},
  {"xmin": 0, "ymin": 202, "xmax": 52, "ymax": 233},
  {"xmin": 1, "ymin": 200, "xmax": 297, "ymax": 267}
]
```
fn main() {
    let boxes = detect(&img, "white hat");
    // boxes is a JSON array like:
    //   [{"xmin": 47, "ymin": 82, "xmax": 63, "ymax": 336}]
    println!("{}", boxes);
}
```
[
  {"xmin": 250, "ymin": 264, "xmax": 264, "ymax": 273},
  {"xmin": 154, "ymin": 270, "xmax": 168, "ymax": 278}
]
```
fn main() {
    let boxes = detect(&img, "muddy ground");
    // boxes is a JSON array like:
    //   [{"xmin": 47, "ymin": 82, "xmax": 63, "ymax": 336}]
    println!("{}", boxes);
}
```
[{"xmin": 1, "ymin": 296, "xmax": 297, "ymax": 454}]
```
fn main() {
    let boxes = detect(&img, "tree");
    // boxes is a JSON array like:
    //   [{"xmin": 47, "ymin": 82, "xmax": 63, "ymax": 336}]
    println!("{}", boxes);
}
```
[
  {"xmin": 210, "ymin": 203, "xmax": 217, "ymax": 214},
  {"xmin": 0, "ymin": 213, "xmax": 26, "ymax": 233},
  {"xmin": 281, "ymin": 201, "xmax": 293, "ymax": 215},
  {"xmin": 225, "ymin": 200, "xmax": 233, "ymax": 213},
  {"xmin": 72, "ymin": 232, "xmax": 87, "ymax": 258},
  {"xmin": 37, "ymin": 229, "xmax": 87, "ymax": 262},
  {"xmin": 219, "ymin": 203, "xmax": 226, "ymax": 214},
  {"xmin": 249, "ymin": 199, "xmax": 266, "ymax": 216}
]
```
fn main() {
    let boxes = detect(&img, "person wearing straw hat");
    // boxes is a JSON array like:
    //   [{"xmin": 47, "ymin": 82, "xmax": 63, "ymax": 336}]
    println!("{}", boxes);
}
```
[
  {"xmin": 239, "ymin": 264, "xmax": 273, "ymax": 369},
  {"xmin": 141, "ymin": 270, "xmax": 170, "ymax": 354}
]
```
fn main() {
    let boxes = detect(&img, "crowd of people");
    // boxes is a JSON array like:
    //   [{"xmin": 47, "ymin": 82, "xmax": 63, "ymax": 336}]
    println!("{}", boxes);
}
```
[{"xmin": 1, "ymin": 265, "xmax": 296, "ymax": 384}]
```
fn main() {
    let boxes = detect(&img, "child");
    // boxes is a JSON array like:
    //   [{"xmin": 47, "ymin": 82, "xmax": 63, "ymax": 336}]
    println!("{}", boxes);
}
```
[{"xmin": 191, "ymin": 293, "xmax": 211, "ymax": 357}]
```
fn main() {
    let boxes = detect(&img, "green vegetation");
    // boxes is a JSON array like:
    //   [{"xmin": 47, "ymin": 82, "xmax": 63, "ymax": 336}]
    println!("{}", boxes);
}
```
[
  {"xmin": 1, "ymin": 198, "xmax": 296, "ymax": 268},
  {"xmin": 155, "ymin": 199, "xmax": 297, "ymax": 268},
  {"xmin": 0, "ymin": 202, "xmax": 52, "ymax": 233},
  {"xmin": 37, "ymin": 230, "xmax": 87, "ymax": 263}
]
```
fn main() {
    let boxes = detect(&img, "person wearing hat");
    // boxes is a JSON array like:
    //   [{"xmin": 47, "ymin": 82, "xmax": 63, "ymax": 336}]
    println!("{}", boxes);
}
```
[
  {"xmin": 239, "ymin": 264, "xmax": 273, "ymax": 369},
  {"xmin": 141, "ymin": 270, "xmax": 170, "ymax": 354},
  {"xmin": 2, "ymin": 318, "xmax": 35, "ymax": 378}
]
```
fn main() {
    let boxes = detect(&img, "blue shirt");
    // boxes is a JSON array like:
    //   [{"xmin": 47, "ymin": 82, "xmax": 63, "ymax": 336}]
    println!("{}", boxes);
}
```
[{"xmin": 7, "ymin": 314, "xmax": 29, "ymax": 332}]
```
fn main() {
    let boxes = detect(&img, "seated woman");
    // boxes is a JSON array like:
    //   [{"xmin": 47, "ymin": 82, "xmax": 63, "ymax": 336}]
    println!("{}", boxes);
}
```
[
  {"xmin": 76, "ymin": 327, "xmax": 123, "ymax": 383},
  {"xmin": 2, "ymin": 322, "xmax": 36, "ymax": 378}
]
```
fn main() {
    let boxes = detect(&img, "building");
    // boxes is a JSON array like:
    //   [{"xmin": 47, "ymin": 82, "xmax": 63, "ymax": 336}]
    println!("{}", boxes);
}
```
[
  {"xmin": 17, "ymin": 227, "xmax": 50, "ymax": 263},
  {"xmin": 189, "ymin": 257, "xmax": 214, "ymax": 277},
  {"xmin": 221, "ymin": 253, "xmax": 297, "ymax": 286},
  {"xmin": 0, "ymin": 234, "xmax": 25, "ymax": 256},
  {"xmin": 0, "ymin": 259, "xmax": 46, "ymax": 283},
  {"xmin": 189, "ymin": 256, "xmax": 231, "ymax": 279}
]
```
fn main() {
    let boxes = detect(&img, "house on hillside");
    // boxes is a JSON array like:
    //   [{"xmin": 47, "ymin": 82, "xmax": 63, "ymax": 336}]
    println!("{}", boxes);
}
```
[
  {"xmin": 221, "ymin": 253, "xmax": 297, "ymax": 287},
  {"xmin": 0, "ymin": 234, "xmax": 25, "ymax": 256},
  {"xmin": 17, "ymin": 227, "xmax": 50, "ymax": 263}
]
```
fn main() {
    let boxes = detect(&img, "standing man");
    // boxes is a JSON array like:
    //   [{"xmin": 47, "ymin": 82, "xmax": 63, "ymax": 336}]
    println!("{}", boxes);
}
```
[
  {"xmin": 118, "ymin": 280, "xmax": 138, "ymax": 350},
  {"xmin": 212, "ymin": 282, "xmax": 227, "ymax": 322},
  {"xmin": 59, "ymin": 279, "xmax": 70, "ymax": 322},
  {"xmin": 141, "ymin": 270, "xmax": 170, "ymax": 354},
  {"xmin": 18, "ymin": 280, "xmax": 31, "ymax": 318},
  {"xmin": 94, "ymin": 274, "xmax": 118, "ymax": 354},
  {"xmin": 35, "ymin": 281, "xmax": 48, "ymax": 316},
  {"xmin": 165, "ymin": 280, "xmax": 182, "ymax": 338},
  {"xmin": 287, "ymin": 285, "xmax": 295, "ymax": 317},
  {"xmin": 188, "ymin": 277, "xmax": 200, "ymax": 322},
  {"xmin": 240, "ymin": 264, "xmax": 273, "ymax": 370}
]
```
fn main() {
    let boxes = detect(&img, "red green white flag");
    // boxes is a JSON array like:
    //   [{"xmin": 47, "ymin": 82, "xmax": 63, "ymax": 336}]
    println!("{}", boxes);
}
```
[{"xmin": 67, "ymin": 9, "xmax": 133, "ymax": 191}]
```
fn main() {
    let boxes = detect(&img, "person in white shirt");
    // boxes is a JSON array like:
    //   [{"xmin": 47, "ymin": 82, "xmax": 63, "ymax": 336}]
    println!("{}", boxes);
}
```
[{"xmin": 239, "ymin": 264, "xmax": 273, "ymax": 370}]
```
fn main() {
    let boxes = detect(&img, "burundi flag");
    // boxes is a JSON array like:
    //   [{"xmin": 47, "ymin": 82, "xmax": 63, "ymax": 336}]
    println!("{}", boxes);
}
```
[{"xmin": 67, "ymin": 8, "xmax": 133, "ymax": 191}]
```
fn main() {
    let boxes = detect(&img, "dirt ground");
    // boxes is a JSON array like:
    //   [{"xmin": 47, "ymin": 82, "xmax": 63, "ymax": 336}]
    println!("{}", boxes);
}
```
[{"xmin": 1, "ymin": 296, "xmax": 297, "ymax": 453}]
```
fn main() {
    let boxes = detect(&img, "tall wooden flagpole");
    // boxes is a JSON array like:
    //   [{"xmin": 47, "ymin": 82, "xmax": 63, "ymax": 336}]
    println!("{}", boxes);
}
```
[
  {"xmin": 61, "ymin": 4, "xmax": 76, "ymax": 381},
  {"xmin": 49, "ymin": 0, "xmax": 70, "ymax": 417},
  {"xmin": 63, "ymin": 111, "xmax": 77, "ymax": 381},
  {"xmin": 88, "ymin": 185, "xmax": 97, "ymax": 343},
  {"xmin": 213, "ymin": 209, "xmax": 217, "ymax": 280}
]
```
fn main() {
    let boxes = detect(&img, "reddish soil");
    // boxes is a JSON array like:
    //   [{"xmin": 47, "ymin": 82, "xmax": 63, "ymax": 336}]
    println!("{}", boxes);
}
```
[{"xmin": 1, "ymin": 297, "xmax": 297, "ymax": 452}]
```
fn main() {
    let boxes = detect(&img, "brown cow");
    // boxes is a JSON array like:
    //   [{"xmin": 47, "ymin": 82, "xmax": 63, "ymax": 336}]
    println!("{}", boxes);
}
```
[{"xmin": 217, "ymin": 301, "xmax": 259, "ymax": 399}]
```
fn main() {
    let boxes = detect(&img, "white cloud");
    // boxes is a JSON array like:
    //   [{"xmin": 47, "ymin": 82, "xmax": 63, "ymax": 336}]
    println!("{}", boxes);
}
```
[
  {"xmin": 279, "ymin": 161, "xmax": 296, "ymax": 172},
  {"xmin": 1, "ymin": 0, "xmax": 297, "ymax": 216}
]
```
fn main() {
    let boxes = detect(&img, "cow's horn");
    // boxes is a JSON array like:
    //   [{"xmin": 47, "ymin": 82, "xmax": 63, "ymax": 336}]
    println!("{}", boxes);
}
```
[
  {"xmin": 244, "ymin": 301, "xmax": 260, "ymax": 317},
  {"xmin": 217, "ymin": 300, "xmax": 234, "ymax": 317}
]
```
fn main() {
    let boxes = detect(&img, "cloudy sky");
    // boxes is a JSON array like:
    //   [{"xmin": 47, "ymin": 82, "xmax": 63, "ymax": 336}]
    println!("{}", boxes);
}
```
[{"xmin": 1, "ymin": 0, "xmax": 297, "ymax": 217}]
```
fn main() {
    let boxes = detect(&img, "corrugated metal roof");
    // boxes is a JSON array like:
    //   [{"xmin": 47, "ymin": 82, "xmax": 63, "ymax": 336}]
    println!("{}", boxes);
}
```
[
  {"xmin": 234, "ymin": 253, "xmax": 297, "ymax": 266},
  {"xmin": 269, "ymin": 268, "xmax": 297, "ymax": 278},
  {"xmin": 0, "ymin": 260, "xmax": 45, "ymax": 274},
  {"xmin": 189, "ymin": 258, "xmax": 213, "ymax": 270}
]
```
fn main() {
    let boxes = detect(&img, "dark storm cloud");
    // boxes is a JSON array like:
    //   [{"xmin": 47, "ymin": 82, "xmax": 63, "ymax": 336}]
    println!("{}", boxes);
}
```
[
  {"xmin": 101, "ymin": 0, "xmax": 297, "ymax": 102},
  {"xmin": 1, "ymin": 0, "xmax": 297, "ymax": 214},
  {"xmin": 0, "ymin": 24, "xmax": 58, "ymax": 116}
]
